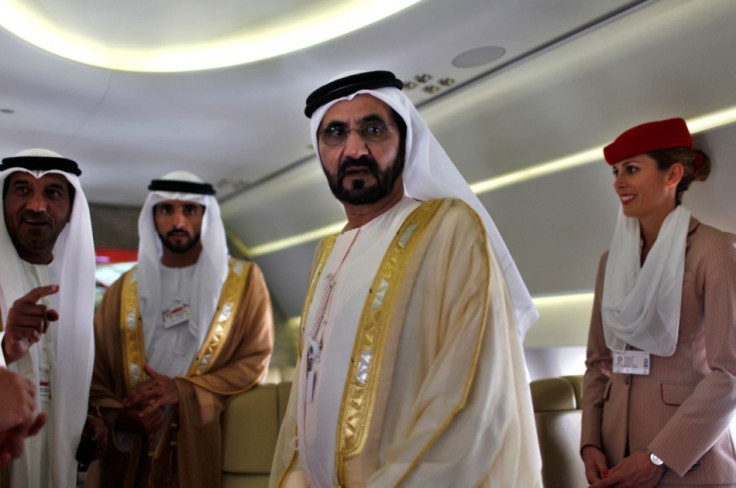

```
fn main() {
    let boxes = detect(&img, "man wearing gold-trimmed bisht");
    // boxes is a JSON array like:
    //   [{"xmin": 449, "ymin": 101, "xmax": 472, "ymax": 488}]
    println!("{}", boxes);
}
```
[
  {"xmin": 90, "ymin": 171, "xmax": 274, "ymax": 488},
  {"xmin": 270, "ymin": 71, "xmax": 542, "ymax": 488}
]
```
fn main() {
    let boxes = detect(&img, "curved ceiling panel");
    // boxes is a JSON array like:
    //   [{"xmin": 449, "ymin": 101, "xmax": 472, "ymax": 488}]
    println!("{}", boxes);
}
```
[{"xmin": 0, "ymin": 0, "xmax": 421, "ymax": 72}]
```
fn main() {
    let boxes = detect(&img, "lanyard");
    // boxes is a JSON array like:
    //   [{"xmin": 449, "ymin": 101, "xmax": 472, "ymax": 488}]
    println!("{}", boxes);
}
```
[{"xmin": 305, "ymin": 228, "xmax": 361, "ymax": 402}]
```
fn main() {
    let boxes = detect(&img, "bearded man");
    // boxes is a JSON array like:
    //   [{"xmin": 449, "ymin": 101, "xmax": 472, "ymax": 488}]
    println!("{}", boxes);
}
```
[
  {"xmin": 90, "ymin": 171, "xmax": 274, "ymax": 487},
  {"xmin": 270, "ymin": 71, "xmax": 542, "ymax": 487}
]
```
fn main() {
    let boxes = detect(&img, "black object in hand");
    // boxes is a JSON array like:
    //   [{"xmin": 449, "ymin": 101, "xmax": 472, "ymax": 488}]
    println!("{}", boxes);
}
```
[{"xmin": 76, "ymin": 433, "xmax": 98, "ymax": 471}]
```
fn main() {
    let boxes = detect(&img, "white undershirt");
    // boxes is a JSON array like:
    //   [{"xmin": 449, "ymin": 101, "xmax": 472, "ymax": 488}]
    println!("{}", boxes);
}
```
[
  {"xmin": 145, "ymin": 264, "xmax": 199, "ymax": 377},
  {"xmin": 297, "ymin": 196, "xmax": 420, "ymax": 487}
]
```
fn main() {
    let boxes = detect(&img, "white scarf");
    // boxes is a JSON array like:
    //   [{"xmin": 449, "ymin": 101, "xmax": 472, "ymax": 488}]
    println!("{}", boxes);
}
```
[
  {"xmin": 309, "ymin": 84, "xmax": 538, "ymax": 338},
  {"xmin": 0, "ymin": 164, "xmax": 96, "ymax": 488},
  {"xmin": 602, "ymin": 205, "xmax": 690, "ymax": 356}
]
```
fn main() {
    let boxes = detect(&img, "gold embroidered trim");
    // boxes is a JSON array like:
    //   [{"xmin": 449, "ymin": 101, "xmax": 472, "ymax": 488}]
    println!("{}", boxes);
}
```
[
  {"xmin": 120, "ymin": 259, "xmax": 251, "ymax": 387},
  {"xmin": 120, "ymin": 269, "xmax": 146, "ymax": 393},
  {"xmin": 335, "ymin": 199, "xmax": 443, "ymax": 484},
  {"xmin": 188, "ymin": 258, "xmax": 252, "ymax": 376}
]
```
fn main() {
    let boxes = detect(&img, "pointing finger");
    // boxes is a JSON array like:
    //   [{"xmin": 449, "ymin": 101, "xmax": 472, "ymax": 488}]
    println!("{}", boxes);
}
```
[{"xmin": 22, "ymin": 285, "xmax": 60, "ymax": 304}]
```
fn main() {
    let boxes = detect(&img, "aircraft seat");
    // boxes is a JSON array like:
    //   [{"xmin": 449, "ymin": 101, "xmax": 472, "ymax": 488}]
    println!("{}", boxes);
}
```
[
  {"xmin": 530, "ymin": 375, "xmax": 587, "ymax": 488},
  {"xmin": 222, "ymin": 382, "xmax": 292, "ymax": 488}
]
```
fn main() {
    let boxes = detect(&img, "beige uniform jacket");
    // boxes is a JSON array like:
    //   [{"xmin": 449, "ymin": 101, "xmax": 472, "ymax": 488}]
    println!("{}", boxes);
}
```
[{"xmin": 581, "ymin": 219, "xmax": 736, "ymax": 485}]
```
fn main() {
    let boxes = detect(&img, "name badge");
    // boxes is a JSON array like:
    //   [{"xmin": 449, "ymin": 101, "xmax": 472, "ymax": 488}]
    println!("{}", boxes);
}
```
[
  {"xmin": 613, "ymin": 350, "xmax": 650, "ymax": 375},
  {"xmin": 306, "ymin": 340, "xmax": 320, "ymax": 404},
  {"xmin": 39, "ymin": 367, "xmax": 52, "ymax": 403},
  {"xmin": 162, "ymin": 300, "xmax": 191, "ymax": 328}
]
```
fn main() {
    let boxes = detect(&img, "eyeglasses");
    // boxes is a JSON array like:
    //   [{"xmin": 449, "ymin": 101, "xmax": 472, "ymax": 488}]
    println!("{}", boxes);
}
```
[{"xmin": 319, "ymin": 121, "xmax": 395, "ymax": 146}]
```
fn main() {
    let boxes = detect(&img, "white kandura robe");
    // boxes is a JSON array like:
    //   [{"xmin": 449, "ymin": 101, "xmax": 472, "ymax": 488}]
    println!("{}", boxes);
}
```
[
  {"xmin": 7, "ymin": 263, "xmax": 54, "ymax": 488},
  {"xmin": 0, "ymin": 164, "xmax": 96, "ymax": 488},
  {"xmin": 299, "ymin": 197, "xmax": 420, "ymax": 487},
  {"xmin": 145, "ymin": 264, "xmax": 201, "ymax": 377}
]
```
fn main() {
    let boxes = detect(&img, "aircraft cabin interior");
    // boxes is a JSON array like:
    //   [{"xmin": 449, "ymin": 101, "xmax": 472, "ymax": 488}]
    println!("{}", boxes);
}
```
[{"xmin": 1, "ymin": 0, "xmax": 735, "ymax": 487}]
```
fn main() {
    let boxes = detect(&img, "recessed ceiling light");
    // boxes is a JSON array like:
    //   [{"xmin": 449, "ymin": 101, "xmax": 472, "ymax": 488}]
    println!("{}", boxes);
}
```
[
  {"xmin": 0, "ymin": 0, "xmax": 422, "ymax": 72},
  {"xmin": 452, "ymin": 46, "xmax": 506, "ymax": 68}
]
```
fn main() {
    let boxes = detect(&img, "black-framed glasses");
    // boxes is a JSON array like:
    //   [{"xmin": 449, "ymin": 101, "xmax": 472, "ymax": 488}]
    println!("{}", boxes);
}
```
[{"xmin": 319, "ymin": 121, "xmax": 395, "ymax": 146}]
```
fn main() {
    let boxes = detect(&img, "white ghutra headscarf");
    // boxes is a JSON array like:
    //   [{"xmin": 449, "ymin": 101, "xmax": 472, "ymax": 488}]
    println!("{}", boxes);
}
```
[
  {"xmin": 306, "ymin": 71, "xmax": 538, "ymax": 337},
  {"xmin": 0, "ymin": 148, "xmax": 96, "ymax": 488},
  {"xmin": 136, "ymin": 171, "xmax": 229, "ymax": 351}
]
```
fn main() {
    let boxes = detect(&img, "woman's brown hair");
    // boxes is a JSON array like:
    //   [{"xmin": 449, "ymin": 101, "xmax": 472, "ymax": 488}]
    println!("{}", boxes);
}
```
[{"xmin": 648, "ymin": 147, "xmax": 711, "ymax": 205}]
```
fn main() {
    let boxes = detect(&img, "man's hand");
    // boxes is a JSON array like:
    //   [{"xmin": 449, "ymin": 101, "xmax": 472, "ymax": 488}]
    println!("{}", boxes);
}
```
[
  {"xmin": 0, "ymin": 368, "xmax": 37, "ymax": 431},
  {"xmin": 0, "ymin": 368, "xmax": 47, "ymax": 467},
  {"xmin": 122, "ymin": 364, "xmax": 179, "ymax": 431},
  {"xmin": 582, "ymin": 445, "xmax": 610, "ymax": 484},
  {"xmin": 116, "ymin": 405, "xmax": 167, "ymax": 436},
  {"xmin": 588, "ymin": 450, "xmax": 666, "ymax": 488},
  {"xmin": 2, "ymin": 285, "xmax": 59, "ymax": 364},
  {"xmin": 0, "ymin": 412, "xmax": 47, "ymax": 468}
]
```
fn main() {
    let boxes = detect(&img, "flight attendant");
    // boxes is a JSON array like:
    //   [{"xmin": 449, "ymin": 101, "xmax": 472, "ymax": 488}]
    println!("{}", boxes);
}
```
[{"xmin": 580, "ymin": 118, "xmax": 736, "ymax": 487}]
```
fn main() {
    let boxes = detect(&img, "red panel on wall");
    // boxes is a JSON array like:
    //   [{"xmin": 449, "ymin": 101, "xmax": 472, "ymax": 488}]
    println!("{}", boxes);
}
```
[{"xmin": 95, "ymin": 248, "xmax": 138, "ymax": 264}]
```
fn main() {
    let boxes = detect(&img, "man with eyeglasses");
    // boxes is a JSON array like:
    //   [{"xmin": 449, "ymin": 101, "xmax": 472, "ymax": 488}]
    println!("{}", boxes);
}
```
[{"xmin": 270, "ymin": 71, "xmax": 542, "ymax": 487}]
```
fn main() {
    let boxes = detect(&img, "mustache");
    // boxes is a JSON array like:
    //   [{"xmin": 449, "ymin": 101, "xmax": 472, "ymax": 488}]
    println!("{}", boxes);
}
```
[
  {"xmin": 20, "ymin": 210, "xmax": 52, "ymax": 224},
  {"xmin": 166, "ymin": 229, "xmax": 191, "ymax": 239},
  {"xmin": 338, "ymin": 156, "xmax": 380, "ymax": 180}
]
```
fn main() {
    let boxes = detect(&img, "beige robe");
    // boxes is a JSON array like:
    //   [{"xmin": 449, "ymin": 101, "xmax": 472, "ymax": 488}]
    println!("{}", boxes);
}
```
[
  {"xmin": 89, "ymin": 259, "xmax": 274, "ymax": 488},
  {"xmin": 271, "ymin": 198, "xmax": 542, "ymax": 488}
]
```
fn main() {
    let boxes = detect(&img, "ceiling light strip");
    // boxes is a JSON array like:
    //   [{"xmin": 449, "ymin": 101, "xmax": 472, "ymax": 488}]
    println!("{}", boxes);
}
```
[
  {"xmin": 242, "ymin": 106, "xmax": 736, "ymax": 256},
  {"xmin": 0, "ymin": 0, "xmax": 422, "ymax": 72},
  {"xmin": 687, "ymin": 106, "xmax": 736, "ymax": 133},
  {"xmin": 245, "ymin": 221, "xmax": 346, "ymax": 257},
  {"xmin": 469, "ymin": 148, "xmax": 601, "ymax": 194},
  {"xmin": 469, "ymin": 105, "xmax": 736, "ymax": 195},
  {"xmin": 532, "ymin": 292, "xmax": 594, "ymax": 307}
]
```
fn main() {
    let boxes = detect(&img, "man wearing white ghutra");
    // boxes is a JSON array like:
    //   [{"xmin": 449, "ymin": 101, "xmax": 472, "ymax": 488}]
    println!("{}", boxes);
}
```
[
  {"xmin": 271, "ymin": 71, "xmax": 542, "ymax": 488},
  {"xmin": 0, "ymin": 148, "xmax": 103, "ymax": 488},
  {"xmin": 90, "ymin": 171, "xmax": 274, "ymax": 488}
]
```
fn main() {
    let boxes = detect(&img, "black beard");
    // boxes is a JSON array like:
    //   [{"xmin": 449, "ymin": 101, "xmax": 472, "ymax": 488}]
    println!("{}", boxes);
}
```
[
  {"xmin": 158, "ymin": 230, "xmax": 201, "ymax": 254},
  {"xmin": 324, "ymin": 154, "xmax": 404, "ymax": 205}
]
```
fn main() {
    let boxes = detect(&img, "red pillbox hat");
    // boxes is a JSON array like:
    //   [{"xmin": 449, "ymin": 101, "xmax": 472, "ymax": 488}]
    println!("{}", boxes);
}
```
[{"xmin": 603, "ymin": 117, "xmax": 693, "ymax": 165}]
